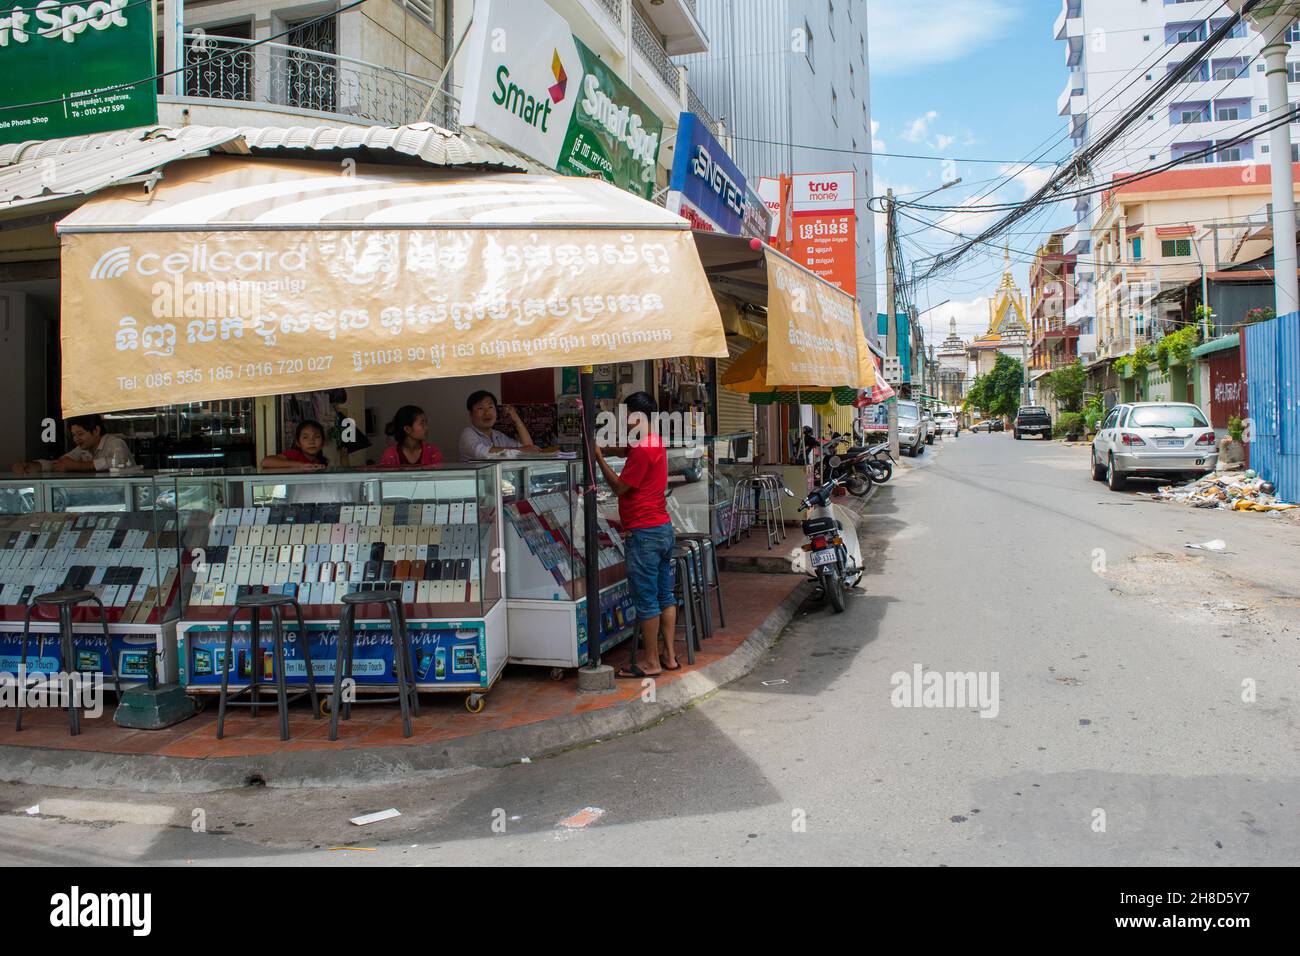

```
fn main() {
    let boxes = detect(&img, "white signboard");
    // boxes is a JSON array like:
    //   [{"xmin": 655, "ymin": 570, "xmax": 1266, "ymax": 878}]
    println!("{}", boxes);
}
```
[{"xmin": 757, "ymin": 176, "xmax": 782, "ymax": 240}]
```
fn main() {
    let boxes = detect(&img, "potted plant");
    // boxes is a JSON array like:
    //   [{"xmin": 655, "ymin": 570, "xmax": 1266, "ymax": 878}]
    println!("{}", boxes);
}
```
[
  {"xmin": 1054, "ymin": 412, "xmax": 1085, "ymax": 442},
  {"xmin": 1220, "ymin": 416, "xmax": 1246, "ymax": 470}
]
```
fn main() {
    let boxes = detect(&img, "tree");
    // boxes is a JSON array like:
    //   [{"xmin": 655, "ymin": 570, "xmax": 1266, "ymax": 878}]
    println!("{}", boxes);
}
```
[
  {"xmin": 983, "ymin": 352, "xmax": 1025, "ymax": 420},
  {"xmin": 964, "ymin": 373, "xmax": 988, "ymax": 416},
  {"xmin": 1045, "ymin": 358, "xmax": 1086, "ymax": 413}
]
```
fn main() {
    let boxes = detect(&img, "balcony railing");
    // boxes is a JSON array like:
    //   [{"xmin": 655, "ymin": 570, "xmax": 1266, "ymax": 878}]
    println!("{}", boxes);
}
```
[
  {"xmin": 688, "ymin": 85, "xmax": 720, "ymax": 139},
  {"xmin": 632, "ymin": 6, "xmax": 683, "ymax": 95},
  {"xmin": 181, "ymin": 33, "xmax": 451, "ymax": 128}
]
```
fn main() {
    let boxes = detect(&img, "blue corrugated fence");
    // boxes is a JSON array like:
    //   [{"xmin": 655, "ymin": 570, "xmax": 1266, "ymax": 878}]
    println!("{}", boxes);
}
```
[{"xmin": 1243, "ymin": 310, "xmax": 1300, "ymax": 504}]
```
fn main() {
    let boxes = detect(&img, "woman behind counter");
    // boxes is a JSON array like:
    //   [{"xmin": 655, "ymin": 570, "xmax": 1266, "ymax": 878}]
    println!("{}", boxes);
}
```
[
  {"xmin": 381, "ymin": 405, "xmax": 443, "ymax": 467},
  {"xmin": 260, "ymin": 420, "xmax": 328, "ymax": 472}
]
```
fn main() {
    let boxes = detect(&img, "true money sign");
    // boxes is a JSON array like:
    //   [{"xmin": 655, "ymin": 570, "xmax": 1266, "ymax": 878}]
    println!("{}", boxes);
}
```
[
  {"xmin": 0, "ymin": 0, "xmax": 157, "ymax": 145},
  {"xmin": 459, "ymin": 0, "xmax": 662, "ymax": 200}
]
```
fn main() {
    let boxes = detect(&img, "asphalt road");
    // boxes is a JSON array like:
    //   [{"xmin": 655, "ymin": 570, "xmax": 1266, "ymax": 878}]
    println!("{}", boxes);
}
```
[{"xmin": 3, "ymin": 433, "xmax": 1298, "ymax": 865}]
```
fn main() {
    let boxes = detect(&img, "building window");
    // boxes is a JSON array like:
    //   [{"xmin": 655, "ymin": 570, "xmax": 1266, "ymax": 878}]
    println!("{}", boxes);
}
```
[
  {"xmin": 1292, "ymin": 143, "xmax": 1299, "ymax": 162},
  {"xmin": 1131, "ymin": 237, "xmax": 1142, "ymax": 260},
  {"xmin": 1178, "ymin": 106, "xmax": 1208, "ymax": 124},
  {"xmin": 1288, "ymin": 62, "xmax": 1300, "ymax": 83},
  {"xmin": 1218, "ymin": 145, "xmax": 1242, "ymax": 162},
  {"xmin": 1161, "ymin": 238, "xmax": 1192, "ymax": 257},
  {"xmin": 1217, "ymin": 105, "xmax": 1240, "ymax": 120},
  {"xmin": 1287, "ymin": 23, "xmax": 1300, "ymax": 42}
]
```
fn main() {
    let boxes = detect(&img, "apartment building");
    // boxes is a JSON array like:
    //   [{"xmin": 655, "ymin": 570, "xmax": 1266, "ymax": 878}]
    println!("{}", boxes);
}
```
[
  {"xmin": 1089, "ymin": 161, "xmax": 1295, "ymax": 363},
  {"xmin": 1028, "ymin": 226, "xmax": 1080, "ymax": 373},
  {"xmin": 680, "ymin": 0, "xmax": 877, "ymax": 319},
  {"xmin": 157, "ymin": 0, "xmax": 711, "ymax": 187},
  {"xmin": 1053, "ymin": 0, "xmax": 1300, "ymax": 360}
]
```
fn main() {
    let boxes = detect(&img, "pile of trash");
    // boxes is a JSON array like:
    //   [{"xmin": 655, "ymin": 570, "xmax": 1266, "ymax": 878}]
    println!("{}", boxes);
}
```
[{"xmin": 1150, "ymin": 470, "xmax": 1297, "ymax": 512}]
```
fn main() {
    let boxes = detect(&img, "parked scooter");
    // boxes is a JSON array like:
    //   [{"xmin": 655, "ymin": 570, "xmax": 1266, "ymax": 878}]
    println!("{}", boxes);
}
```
[
  {"xmin": 791, "ymin": 476, "xmax": 863, "ymax": 614},
  {"xmin": 816, "ymin": 433, "xmax": 892, "ymax": 493}
]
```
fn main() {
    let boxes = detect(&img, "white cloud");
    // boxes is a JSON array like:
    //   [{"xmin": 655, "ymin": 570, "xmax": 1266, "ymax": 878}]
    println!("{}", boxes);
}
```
[
  {"xmin": 999, "ymin": 163, "xmax": 1055, "ymax": 199},
  {"xmin": 902, "ymin": 111, "xmax": 938, "ymax": 144},
  {"xmin": 871, "ymin": 119, "xmax": 886, "ymax": 152},
  {"xmin": 934, "ymin": 133, "xmax": 956, "ymax": 153},
  {"xmin": 867, "ymin": 0, "xmax": 1019, "ymax": 75},
  {"xmin": 939, "ymin": 296, "xmax": 993, "ymax": 342}
]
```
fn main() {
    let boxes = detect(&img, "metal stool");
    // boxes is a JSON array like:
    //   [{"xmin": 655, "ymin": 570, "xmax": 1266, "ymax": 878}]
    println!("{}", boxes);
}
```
[
  {"xmin": 670, "ymin": 546, "xmax": 705, "ymax": 665},
  {"xmin": 676, "ymin": 532, "xmax": 725, "ymax": 630},
  {"xmin": 17, "ymin": 589, "xmax": 124, "ymax": 736},
  {"xmin": 675, "ymin": 537, "xmax": 716, "ymax": 639},
  {"xmin": 729, "ymin": 474, "xmax": 784, "ymax": 549},
  {"xmin": 329, "ymin": 589, "xmax": 419, "ymax": 741},
  {"xmin": 216, "ymin": 592, "xmax": 318, "ymax": 742}
]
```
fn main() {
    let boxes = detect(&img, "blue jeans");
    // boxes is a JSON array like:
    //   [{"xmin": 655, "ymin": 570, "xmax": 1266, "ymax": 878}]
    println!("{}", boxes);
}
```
[{"xmin": 625, "ymin": 523, "xmax": 676, "ymax": 619}]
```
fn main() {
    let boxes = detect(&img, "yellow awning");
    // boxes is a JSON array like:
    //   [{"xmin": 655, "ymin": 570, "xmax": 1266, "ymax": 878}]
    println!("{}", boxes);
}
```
[{"xmin": 56, "ymin": 156, "xmax": 727, "ymax": 416}]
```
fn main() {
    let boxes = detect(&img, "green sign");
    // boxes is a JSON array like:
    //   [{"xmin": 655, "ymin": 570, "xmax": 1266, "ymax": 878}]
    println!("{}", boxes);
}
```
[
  {"xmin": 556, "ymin": 38, "xmax": 662, "ymax": 200},
  {"xmin": 0, "ymin": 1, "xmax": 158, "ymax": 146}
]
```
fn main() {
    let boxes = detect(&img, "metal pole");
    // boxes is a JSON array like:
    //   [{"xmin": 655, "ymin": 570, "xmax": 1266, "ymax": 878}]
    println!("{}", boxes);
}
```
[
  {"xmin": 1260, "ymin": 12, "xmax": 1300, "ymax": 315},
  {"xmin": 885, "ymin": 189, "xmax": 899, "ymax": 459},
  {"xmin": 580, "ymin": 367, "xmax": 602, "ymax": 669}
]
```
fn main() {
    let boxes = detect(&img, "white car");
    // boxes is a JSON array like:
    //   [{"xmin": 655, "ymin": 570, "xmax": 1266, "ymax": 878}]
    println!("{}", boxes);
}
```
[
  {"xmin": 931, "ymin": 410, "xmax": 958, "ymax": 437},
  {"xmin": 1091, "ymin": 401, "xmax": 1219, "ymax": 491},
  {"xmin": 896, "ymin": 400, "xmax": 925, "ymax": 456}
]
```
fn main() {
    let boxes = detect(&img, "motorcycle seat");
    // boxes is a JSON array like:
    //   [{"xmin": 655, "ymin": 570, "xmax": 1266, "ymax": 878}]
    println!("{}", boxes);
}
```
[
  {"xmin": 844, "ymin": 445, "xmax": 868, "ymax": 456},
  {"xmin": 802, "ymin": 516, "xmax": 838, "ymax": 536}
]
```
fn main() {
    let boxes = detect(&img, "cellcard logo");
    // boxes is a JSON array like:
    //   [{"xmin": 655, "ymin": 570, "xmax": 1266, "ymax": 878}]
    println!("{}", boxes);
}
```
[
  {"xmin": 49, "ymin": 886, "xmax": 151, "ymax": 936},
  {"xmin": 90, "ymin": 245, "xmax": 131, "ymax": 280},
  {"xmin": 89, "ymin": 242, "xmax": 310, "ymax": 280},
  {"xmin": 890, "ymin": 664, "xmax": 1000, "ymax": 719}
]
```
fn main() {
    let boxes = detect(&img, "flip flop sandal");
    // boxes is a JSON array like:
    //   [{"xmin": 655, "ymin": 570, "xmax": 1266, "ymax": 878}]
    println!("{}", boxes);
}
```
[
  {"xmin": 615, "ymin": 665, "xmax": 646, "ymax": 679},
  {"xmin": 660, "ymin": 659, "xmax": 682, "ymax": 671}
]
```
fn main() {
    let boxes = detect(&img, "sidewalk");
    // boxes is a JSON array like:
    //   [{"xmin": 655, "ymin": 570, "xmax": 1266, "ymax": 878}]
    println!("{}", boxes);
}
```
[{"xmin": 0, "ymin": 570, "xmax": 810, "ymax": 792}]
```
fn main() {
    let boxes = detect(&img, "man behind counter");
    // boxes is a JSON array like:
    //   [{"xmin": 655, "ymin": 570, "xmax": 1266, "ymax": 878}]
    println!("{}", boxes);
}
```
[
  {"xmin": 458, "ymin": 390, "xmax": 541, "ymax": 461},
  {"xmin": 12, "ymin": 414, "xmax": 136, "ymax": 474}
]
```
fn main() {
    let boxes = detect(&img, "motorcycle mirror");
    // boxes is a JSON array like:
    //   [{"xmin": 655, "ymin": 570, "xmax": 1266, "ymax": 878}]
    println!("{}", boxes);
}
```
[{"xmin": 782, "ymin": 487, "xmax": 795, "ymax": 497}]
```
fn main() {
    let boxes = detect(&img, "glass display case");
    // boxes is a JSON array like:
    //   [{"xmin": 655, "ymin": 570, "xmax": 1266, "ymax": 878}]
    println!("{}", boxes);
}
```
[
  {"xmin": 498, "ymin": 458, "xmax": 635, "ymax": 671},
  {"xmin": 174, "ymin": 466, "xmax": 506, "ymax": 700},
  {"xmin": 0, "ymin": 473, "xmax": 187, "ymax": 685}
]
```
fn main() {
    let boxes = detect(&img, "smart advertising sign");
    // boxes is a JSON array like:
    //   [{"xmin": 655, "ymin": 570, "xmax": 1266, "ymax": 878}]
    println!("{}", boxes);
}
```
[
  {"xmin": 459, "ymin": 0, "xmax": 662, "ymax": 200},
  {"xmin": 791, "ymin": 171, "xmax": 857, "ymax": 296},
  {"xmin": 666, "ymin": 111, "xmax": 768, "ymax": 238},
  {"xmin": 0, "ymin": 0, "xmax": 158, "ymax": 145}
]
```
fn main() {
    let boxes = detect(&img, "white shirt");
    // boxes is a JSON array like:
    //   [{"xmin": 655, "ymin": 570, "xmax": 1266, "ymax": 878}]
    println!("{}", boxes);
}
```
[
  {"xmin": 55, "ymin": 433, "xmax": 135, "ymax": 472},
  {"xmin": 458, "ymin": 426, "xmax": 521, "ymax": 461}
]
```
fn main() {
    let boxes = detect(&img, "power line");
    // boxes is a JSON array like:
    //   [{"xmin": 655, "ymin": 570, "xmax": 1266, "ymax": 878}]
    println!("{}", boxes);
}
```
[{"xmin": 911, "ymin": 0, "xmax": 1258, "ymax": 280}]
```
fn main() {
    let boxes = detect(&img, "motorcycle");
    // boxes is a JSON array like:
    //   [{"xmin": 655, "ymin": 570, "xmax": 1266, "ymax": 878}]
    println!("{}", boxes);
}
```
[
  {"xmin": 793, "ymin": 476, "xmax": 864, "ymax": 614},
  {"xmin": 816, "ymin": 433, "xmax": 892, "ymax": 493}
]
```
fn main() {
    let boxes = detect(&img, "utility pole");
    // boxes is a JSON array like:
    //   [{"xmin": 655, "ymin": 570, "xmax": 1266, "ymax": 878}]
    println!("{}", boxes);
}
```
[
  {"xmin": 1230, "ymin": 1, "xmax": 1300, "ymax": 314},
  {"xmin": 885, "ymin": 189, "xmax": 899, "ymax": 459}
]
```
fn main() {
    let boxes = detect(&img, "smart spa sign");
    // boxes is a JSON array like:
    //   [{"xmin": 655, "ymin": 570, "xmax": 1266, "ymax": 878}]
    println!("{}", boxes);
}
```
[
  {"xmin": 459, "ymin": 0, "xmax": 662, "ymax": 200},
  {"xmin": 0, "ymin": 0, "xmax": 158, "ymax": 145}
]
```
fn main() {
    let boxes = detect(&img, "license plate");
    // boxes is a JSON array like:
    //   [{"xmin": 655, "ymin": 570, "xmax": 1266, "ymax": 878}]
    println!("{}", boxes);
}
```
[
  {"xmin": 1156, "ymin": 438, "xmax": 1184, "ymax": 448},
  {"xmin": 811, "ymin": 548, "xmax": 837, "ymax": 568}
]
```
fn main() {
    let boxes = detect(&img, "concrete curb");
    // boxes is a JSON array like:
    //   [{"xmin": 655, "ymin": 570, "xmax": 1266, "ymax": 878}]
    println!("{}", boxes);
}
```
[{"xmin": 0, "ymin": 580, "xmax": 815, "ymax": 793}]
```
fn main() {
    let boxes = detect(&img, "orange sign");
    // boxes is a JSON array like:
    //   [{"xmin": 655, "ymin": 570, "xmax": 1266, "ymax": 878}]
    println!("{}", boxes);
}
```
[{"xmin": 790, "ymin": 171, "xmax": 856, "ymax": 296}]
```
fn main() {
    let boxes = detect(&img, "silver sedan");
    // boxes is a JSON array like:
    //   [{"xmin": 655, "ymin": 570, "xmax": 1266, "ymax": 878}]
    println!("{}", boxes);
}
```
[{"xmin": 1091, "ymin": 401, "xmax": 1219, "ymax": 491}]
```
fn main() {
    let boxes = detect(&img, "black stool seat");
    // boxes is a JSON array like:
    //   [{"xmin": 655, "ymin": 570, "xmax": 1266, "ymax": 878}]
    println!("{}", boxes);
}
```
[
  {"xmin": 31, "ymin": 588, "xmax": 95, "ymax": 606},
  {"xmin": 330, "ymin": 588, "xmax": 418, "ymax": 740},
  {"xmin": 235, "ymin": 592, "xmax": 299, "ymax": 608},
  {"xmin": 216, "ymin": 593, "xmax": 318, "ymax": 741},
  {"xmin": 341, "ymin": 589, "xmax": 403, "ymax": 606},
  {"xmin": 17, "ymin": 589, "xmax": 124, "ymax": 736}
]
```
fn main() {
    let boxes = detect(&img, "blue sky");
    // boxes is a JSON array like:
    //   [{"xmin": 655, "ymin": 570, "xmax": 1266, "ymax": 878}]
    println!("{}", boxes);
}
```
[{"xmin": 866, "ymin": 0, "xmax": 1071, "ymax": 343}]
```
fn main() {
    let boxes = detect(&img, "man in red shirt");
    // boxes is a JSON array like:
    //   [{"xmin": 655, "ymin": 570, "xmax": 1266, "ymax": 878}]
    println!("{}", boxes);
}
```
[{"xmin": 593, "ymin": 391, "xmax": 678, "ymax": 677}]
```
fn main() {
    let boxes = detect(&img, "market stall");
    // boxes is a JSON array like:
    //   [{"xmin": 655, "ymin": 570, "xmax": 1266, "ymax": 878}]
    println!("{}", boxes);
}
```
[{"xmin": 47, "ymin": 153, "xmax": 729, "ymax": 705}]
